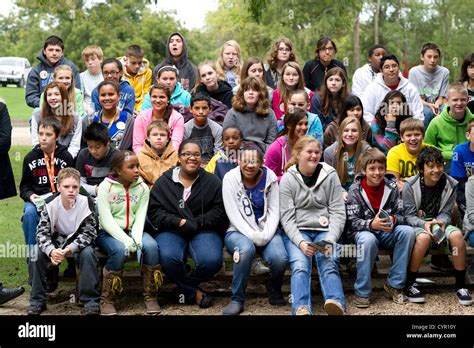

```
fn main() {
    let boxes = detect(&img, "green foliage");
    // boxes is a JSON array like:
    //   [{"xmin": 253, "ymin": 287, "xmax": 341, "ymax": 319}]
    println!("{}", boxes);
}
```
[{"xmin": 0, "ymin": 87, "xmax": 33, "ymax": 121}]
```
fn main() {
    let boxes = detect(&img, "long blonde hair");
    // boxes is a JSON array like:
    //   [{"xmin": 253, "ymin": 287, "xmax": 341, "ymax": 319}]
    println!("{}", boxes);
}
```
[
  {"xmin": 284, "ymin": 135, "xmax": 321, "ymax": 172},
  {"xmin": 335, "ymin": 116, "xmax": 365, "ymax": 185},
  {"xmin": 192, "ymin": 60, "xmax": 219, "ymax": 93},
  {"xmin": 216, "ymin": 40, "xmax": 242, "ymax": 83},
  {"xmin": 53, "ymin": 65, "xmax": 77, "ymax": 113}
]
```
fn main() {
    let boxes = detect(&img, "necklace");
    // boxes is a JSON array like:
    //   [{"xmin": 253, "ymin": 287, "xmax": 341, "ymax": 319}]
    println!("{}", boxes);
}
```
[{"xmin": 100, "ymin": 109, "xmax": 119, "ymax": 130}]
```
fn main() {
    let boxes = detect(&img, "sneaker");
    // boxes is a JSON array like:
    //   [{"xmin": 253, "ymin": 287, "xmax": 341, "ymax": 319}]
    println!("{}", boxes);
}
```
[
  {"xmin": 324, "ymin": 299, "xmax": 345, "ymax": 315},
  {"xmin": 384, "ymin": 282, "xmax": 407, "ymax": 305},
  {"xmin": 456, "ymin": 288, "xmax": 473, "ymax": 306},
  {"xmin": 83, "ymin": 304, "xmax": 100, "ymax": 315},
  {"xmin": 0, "ymin": 283, "xmax": 25, "ymax": 305},
  {"xmin": 222, "ymin": 301, "xmax": 244, "ymax": 315},
  {"xmin": 27, "ymin": 303, "xmax": 47, "ymax": 315},
  {"xmin": 405, "ymin": 283, "xmax": 425, "ymax": 303},
  {"xmin": 430, "ymin": 254, "xmax": 454, "ymax": 272},
  {"xmin": 265, "ymin": 279, "xmax": 286, "ymax": 306},
  {"xmin": 252, "ymin": 258, "xmax": 270, "ymax": 275},
  {"xmin": 295, "ymin": 305, "xmax": 312, "ymax": 315},
  {"xmin": 354, "ymin": 296, "xmax": 370, "ymax": 308}
]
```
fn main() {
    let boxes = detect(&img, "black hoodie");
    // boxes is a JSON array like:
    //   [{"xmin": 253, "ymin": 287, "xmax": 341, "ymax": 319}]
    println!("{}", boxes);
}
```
[
  {"xmin": 153, "ymin": 32, "xmax": 197, "ymax": 92},
  {"xmin": 148, "ymin": 167, "xmax": 228, "ymax": 239},
  {"xmin": 20, "ymin": 143, "xmax": 74, "ymax": 202},
  {"xmin": 195, "ymin": 80, "xmax": 234, "ymax": 109}
]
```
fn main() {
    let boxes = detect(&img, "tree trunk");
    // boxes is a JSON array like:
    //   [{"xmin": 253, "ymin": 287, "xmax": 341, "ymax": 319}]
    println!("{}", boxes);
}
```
[
  {"xmin": 374, "ymin": 0, "xmax": 381, "ymax": 44},
  {"xmin": 353, "ymin": 14, "xmax": 360, "ymax": 69}
]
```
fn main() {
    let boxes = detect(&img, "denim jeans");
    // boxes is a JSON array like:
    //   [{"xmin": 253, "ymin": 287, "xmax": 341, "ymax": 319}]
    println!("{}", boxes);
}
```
[
  {"xmin": 225, "ymin": 230, "xmax": 288, "ymax": 305},
  {"xmin": 423, "ymin": 105, "xmax": 435, "ymax": 130},
  {"xmin": 467, "ymin": 231, "xmax": 474, "ymax": 247},
  {"xmin": 155, "ymin": 231, "xmax": 223, "ymax": 303},
  {"xmin": 96, "ymin": 231, "xmax": 159, "ymax": 271},
  {"xmin": 283, "ymin": 230, "xmax": 346, "ymax": 315},
  {"xmin": 354, "ymin": 225, "xmax": 415, "ymax": 298},
  {"xmin": 29, "ymin": 245, "xmax": 100, "ymax": 309},
  {"xmin": 22, "ymin": 202, "xmax": 40, "ymax": 246}
]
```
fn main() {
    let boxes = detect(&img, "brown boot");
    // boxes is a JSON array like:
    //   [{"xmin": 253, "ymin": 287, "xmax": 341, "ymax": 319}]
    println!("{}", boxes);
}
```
[
  {"xmin": 100, "ymin": 268, "xmax": 123, "ymax": 316},
  {"xmin": 143, "ymin": 264, "xmax": 163, "ymax": 315}
]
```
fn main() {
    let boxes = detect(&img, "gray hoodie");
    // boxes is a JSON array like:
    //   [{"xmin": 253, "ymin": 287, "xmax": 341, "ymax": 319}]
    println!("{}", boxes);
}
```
[
  {"xmin": 279, "ymin": 163, "xmax": 346, "ymax": 247},
  {"xmin": 153, "ymin": 32, "xmax": 197, "ymax": 91},
  {"xmin": 463, "ymin": 176, "xmax": 474, "ymax": 234}
]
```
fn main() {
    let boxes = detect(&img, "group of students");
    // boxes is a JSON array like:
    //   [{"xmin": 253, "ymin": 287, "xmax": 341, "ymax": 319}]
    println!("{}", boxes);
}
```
[{"xmin": 8, "ymin": 32, "xmax": 474, "ymax": 316}]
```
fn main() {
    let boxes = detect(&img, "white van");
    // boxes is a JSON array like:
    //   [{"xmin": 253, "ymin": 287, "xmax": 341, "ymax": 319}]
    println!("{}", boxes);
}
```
[{"xmin": 0, "ymin": 57, "xmax": 32, "ymax": 88}]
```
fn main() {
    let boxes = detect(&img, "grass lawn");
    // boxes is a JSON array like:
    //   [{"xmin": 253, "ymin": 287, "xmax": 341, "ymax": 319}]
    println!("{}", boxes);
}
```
[{"xmin": 0, "ymin": 86, "xmax": 33, "ymax": 122}]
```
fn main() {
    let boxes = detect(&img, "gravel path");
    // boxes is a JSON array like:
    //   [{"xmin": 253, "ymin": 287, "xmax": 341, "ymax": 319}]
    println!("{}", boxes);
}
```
[{"xmin": 11, "ymin": 126, "xmax": 31, "ymax": 146}]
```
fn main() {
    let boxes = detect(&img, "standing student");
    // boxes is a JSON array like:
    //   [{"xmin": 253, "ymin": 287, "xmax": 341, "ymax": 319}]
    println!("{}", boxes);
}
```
[
  {"xmin": 459, "ymin": 52, "xmax": 474, "ymax": 113},
  {"xmin": 134, "ymin": 83, "xmax": 184, "ymax": 153},
  {"xmin": 148, "ymin": 140, "xmax": 228, "ymax": 309},
  {"xmin": 193, "ymin": 61, "xmax": 234, "ymax": 109},
  {"xmin": 31, "ymin": 82, "xmax": 82, "ymax": 158},
  {"xmin": 409, "ymin": 43, "xmax": 450, "ymax": 128},
  {"xmin": 205, "ymin": 126, "xmax": 243, "ymax": 180},
  {"xmin": 142, "ymin": 65, "xmax": 191, "ymax": 110},
  {"xmin": 216, "ymin": 40, "xmax": 242, "ymax": 89},
  {"xmin": 26, "ymin": 35, "xmax": 81, "ymax": 108},
  {"xmin": 346, "ymin": 148, "xmax": 415, "ymax": 308},
  {"xmin": 351, "ymin": 44, "xmax": 387, "ymax": 98},
  {"xmin": 303, "ymin": 36, "xmax": 347, "ymax": 93},
  {"xmin": 96, "ymin": 150, "xmax": 161, "ymax": 315},
  {"xmin": 233, "ymin": 57, "xmax": 273, "ymax": 102},
  {"xmin": 280, "ymin": 136, "xmax": 347, "ymax": 315},
  {"xmin": 27, "ymin": 168, "xmax": 100, "ymax": 315},
  {"xmin": 403, "ymin": 146, "xmax": 472, "ymax": 305},
  {"xmin": 311, "ymin": 67, "xmax": 348, "ymax": 132},
  {"xmin": 137, "ymin": 120, "xmax": 178, "ymax": 188},
  {"xmin": 91, "ymin": 58, "xmax": 135, "ymax": 115},
  {"xmin": 222, "ymin": 144, "xmax": 287, "ymax": 315},
  {"xmin": 119, "ymin": 45, "xmax": 152, "ymax": 112},
  {"xmin": 223, "ymin": 77, "xmax": 277, "ymax": 153},
  {"xmin": 264, "ymin": 37, "xmax": 297, "ymax": 89},
  {"xmin": 80, "ymin": 45, "xmax": 104, "ymax": 115},
  {"xmin": 154, "ymin": 32, "xmax": 197, "ymax": 91},
  {"xmin": 272, "ymin": 62, "xmax": 313, "ymax": 121}
]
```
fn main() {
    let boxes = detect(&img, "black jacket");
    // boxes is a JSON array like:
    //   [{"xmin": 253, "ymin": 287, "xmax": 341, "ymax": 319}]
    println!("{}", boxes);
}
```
[
  {"xmin": 302, "ymin": 58, "xmax": 346, "ymax": 93},
  {"xmin": 19, "ymin": 143, "xmax": 74, "ymax": 202},
  {"xmin": 195, "ymin": 80, "xmax": 234, "ymax": 109},
  {"xmin": 0, "ymin": 102, "xmax": 16, "ymax": 199},
  {"xmin": 148, "ymin": 167, "xmax": 228, "ymax": 238}
]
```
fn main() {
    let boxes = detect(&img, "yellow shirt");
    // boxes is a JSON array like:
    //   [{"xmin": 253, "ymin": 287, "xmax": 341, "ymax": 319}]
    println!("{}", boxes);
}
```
[{"xmin": 387, "ymin": 142, "xmax": 429, "ymax": 179}]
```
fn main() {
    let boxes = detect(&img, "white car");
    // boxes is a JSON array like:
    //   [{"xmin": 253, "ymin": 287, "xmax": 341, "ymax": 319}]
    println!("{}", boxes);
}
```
[{"xmin": 0, "ymin": 57, "xmax": 32, "ymax": 88}]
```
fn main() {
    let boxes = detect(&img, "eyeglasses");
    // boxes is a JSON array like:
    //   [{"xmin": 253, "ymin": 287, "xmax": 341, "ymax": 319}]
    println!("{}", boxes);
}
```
[
  {"xmin": 278, "ymin": 47, "xmax": 291, "ymax": 52},
  {"xmin": 321, "ymin": 47, "xmax": 335, "ymax": 52},
  {"xmin": 103, "ymin": 71, "xmax": 120, "ymax": 77},
  {"xmin": 179, "ymin": 152, "xmax": 201, "ymax": 159}
]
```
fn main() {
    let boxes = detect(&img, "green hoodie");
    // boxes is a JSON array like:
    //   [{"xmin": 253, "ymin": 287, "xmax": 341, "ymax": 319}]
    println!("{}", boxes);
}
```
[
  {"xmin": 425, "ymin": 107, "xmax": 474, "ymax": 160},
  {"xmin": 97, "ymin": 176, "xmax": 149, "ymax": 251}
]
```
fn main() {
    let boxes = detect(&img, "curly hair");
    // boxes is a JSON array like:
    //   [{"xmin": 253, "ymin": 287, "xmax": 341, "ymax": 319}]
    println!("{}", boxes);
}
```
[
  {"xmin": 266, "ymin": 37, "xmax": 297, "ymax": 71},
  {"xmin": 232, "ymin": 77, "xmax": 270, "ymax": 117},
  {"xmin": 416, "ymin": 146, "xmax": 444, "ymax": 173}
]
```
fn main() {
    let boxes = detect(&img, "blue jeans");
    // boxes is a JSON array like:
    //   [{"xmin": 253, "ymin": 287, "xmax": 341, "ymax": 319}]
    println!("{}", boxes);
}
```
[
  {"xmin": 354, "ymin": 225, "xmax": 415, "ymax": 298},
  {"xmin": 22, "ymin": 202, "xmax": 40, "ymax": 246},
  {"xmin": 423, "ymin": 105, "xmax": 435, "ymax": 130},
  {"xmin": 467, "ymin": 231, "xmax": 474, "ymax": 247},
  {"xmin": 155, "ymin": 231, "xmax": 223, "ymax": 303},
  {"xmin": 283, "ymin": 230, "xmax": 346, "ymax": 315},
  {"xmin": 225, "ymin": 230, "xmax": 288, "ymax": 304},
  {"xmin": 96, "ymin": 231, "xmax": 159, "ymax": 271}
]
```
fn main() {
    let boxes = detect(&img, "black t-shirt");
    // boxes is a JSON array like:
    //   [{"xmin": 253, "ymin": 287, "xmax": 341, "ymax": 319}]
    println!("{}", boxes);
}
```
[{"xmin": 298, "ymin": 163, "xmax": 322, "ymax": 187}]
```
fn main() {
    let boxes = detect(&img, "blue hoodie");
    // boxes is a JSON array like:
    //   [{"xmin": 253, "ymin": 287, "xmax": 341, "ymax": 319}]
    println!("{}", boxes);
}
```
[
  {"xmin": 25, "ymin": 50, "xmax": 81, "ymax": 108},
  {"xmin": 91, "ymin": 80, "xmax": 135, "ymax": 115},
  {"xmin": 140, "ymin": 81, "xmax": 191, "ymax": 111}
]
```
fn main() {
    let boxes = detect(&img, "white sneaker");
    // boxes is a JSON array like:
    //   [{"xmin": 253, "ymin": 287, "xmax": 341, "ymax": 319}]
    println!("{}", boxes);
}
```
[
  {"xmin": 252, "ymin": 258, "xmax": 270, "ymax": 275},
  {"xmin": 456, "ymin": 288, "xmax": 473, "ymax": 306}
]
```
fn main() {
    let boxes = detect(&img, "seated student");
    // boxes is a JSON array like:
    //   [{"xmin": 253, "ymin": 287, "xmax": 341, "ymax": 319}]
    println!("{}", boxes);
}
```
[
  {"xmin": 278, "ymin": 89, "xmax": 323, "ymax": 143},
  {"xmin": 31, "ymin": 82, "xmax": 82, "ymax": 158},
  {"xmin": 264, "ymin": 37, "xmax": 297, "ymax": 90},
  {"xmin": 351, "ymin": 44, "xmax": 387, "ymax": 98},
  {"xmin": 425, "ymin": 82, "xmax": 474, "ymax": 173},
  {"xmin": 346, "ymin": 148, "xmax": 415, "ymax": 308},
  {"xmin": 193, "ymin": 60, "xmax": 234, "ymax": 109},
  {"xmin": 221, "ymin": 144, "xmax": 288, "ymax": 315},
  {"xmin": 409, "ymin": 43, "xmax": 450, "ymax": 129},
  {"xmin": 205, "ymin": 126, "xmax": 243, "ymax": 180},
  {"xmin": 233, "ymin": 57, "xmax": 273, "ymax": 102},
  {"xmin": 266, "ymin": 108, "xmax": 309, "ymax": 182},
  {"xmin": 361, "ymin": 54, "xmax": 424, "ymax": 123},
  {"xmin": 119, "ymin": 45, "xmax": 152, "ymax": 112},
  {"xmin": 76, "ymin": 122, "xmax": 118, "ymax": 198},
  {"xmin": 27, "ymin": 168, "xmax": 100, "ymax": 315},
  {"xmin": 403, "ymin": 146, "xmax": 472, "ymax": 305},
  {"xmin": 324, "ymin": 116, "xmax": 371, "ymax": 199},
  {"xmin": 310, "ymin": 67, "xmax": 348, "ymax": 131},
  {"xmin": 280, "ymin": 136, "xmax": 346, "ymax": 315},
  {"xmin": 463, "ymin": 175, "xmax": 474, "ymax": 247},
  {"xmin": 223, "ymin": 77, "xmax": 277, "ymax": 153},
  {"xmin": 460, "ymin": 52, "xmax": 474, "ymax": 114},
  {"xmin": 148, "ymin": 140, "xmax": 228, "ymax": 309},
  {"xmin": 80, "ymin": 45, "xmax": 104, "ymax": 116},
  {"xmin": 20, "ymin": 118, "xmax": 74, "ymax": 248},
  {"xmin": 134, "ymin": 83, "xmax": 184, "ymax": 153},
  {"xmin": 91, "ymin": 58, "xmax": 135, "ymax": 115},
  {"xmin": 387, "ymin": 118, "xmax": 426, "ymax": 191},
  {"xmin": 96, "ymin": 150, "xmax": 161, "ymax": 315},
  {"xmin": 324, "ymin": 95, "xmax": 372, "ymax": 149},
  {"xmin": 137, "ymin": 120, "xmax": 178, "ymax": 188},
  {"xmin": 216, "ymin": 40, "xmax": 242, "ymax": 89},
  {"xmin": 90, "ymin": 80, "xmax": 134, "ymax": 151},
  {"xmin": 142, "ymin": 66, "xmax": 191, "ymax": 111},
  {"xmin": 371, "ymin": 90, "xmax": 412, "ymax": 154},
  {"xmin": 183, "ymin": 93, "xmax": 223, "ymax": 165}
]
